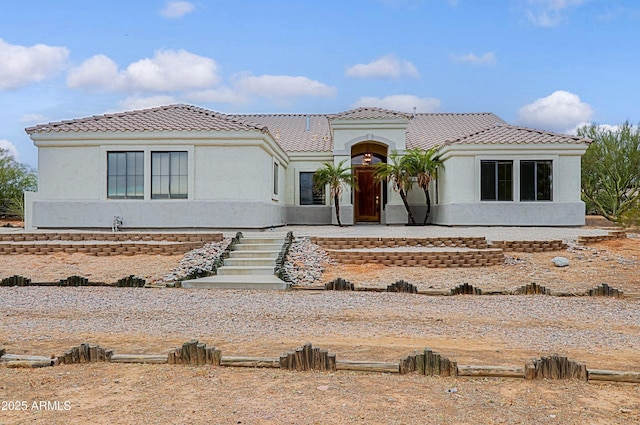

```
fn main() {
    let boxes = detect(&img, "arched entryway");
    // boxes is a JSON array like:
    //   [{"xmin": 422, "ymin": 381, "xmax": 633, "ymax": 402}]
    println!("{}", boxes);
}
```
[{"xmin": 351, "ymin": 142, "xmax": 387, "ymax": 223}]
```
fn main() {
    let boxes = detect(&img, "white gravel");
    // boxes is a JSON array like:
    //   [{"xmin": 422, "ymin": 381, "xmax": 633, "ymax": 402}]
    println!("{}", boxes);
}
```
[{"xmin": 1, "ymin": 287, "xmax": 638, "ymax": 368}]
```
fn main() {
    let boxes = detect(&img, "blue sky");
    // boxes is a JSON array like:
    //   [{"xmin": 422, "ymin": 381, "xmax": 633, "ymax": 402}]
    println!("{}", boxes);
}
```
[{"xmin": 1, "ymin": 0, "xmax": 639, "ymax": 168}]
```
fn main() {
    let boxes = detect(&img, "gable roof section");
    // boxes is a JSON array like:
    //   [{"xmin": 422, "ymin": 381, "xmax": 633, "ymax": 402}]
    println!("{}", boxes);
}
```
[
  {"xmin": 443, "ymin": 124, "xmax": 593, "ymax": 146},
  {"xmin": 25, "ymin": 104, "xmax": 269, "ymax": 135},
  {"xmin": 406, "ymin": 113, "xmax": 506, "ymax": 150},
  {"xmin": 328, "ymin": 107, "xmax": 413, "ymax": 120},
  {"xmin": 231, "ymin": 113, "xmax": 332, "ymax": 152},
  {"xmin": 25, "ymin": 104, "xmax": 589, "ymax": 153}
]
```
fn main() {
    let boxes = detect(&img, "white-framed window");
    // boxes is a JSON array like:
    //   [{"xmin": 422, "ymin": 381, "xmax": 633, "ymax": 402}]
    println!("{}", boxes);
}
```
[
  {"xmin": 107, "ymin": 151, "xmax": 144, "ymax": 199},
  {"xmin": 151, "ymin": 151, "xmax": 188, "ymax": 199},
  {"xmin": 520, "ymin": 160, "xmax": 552, "ymax": 201},
  {"xmin": 273, "ymin": 161, "xmax": 279, "ymax": 198},
  {"xmin": 480, "ymin": 160, "xmax": 513, "ymax": 201},
  {"xmin": 299, "ymin": 172, "xmax": 325, "ymax": 205}
]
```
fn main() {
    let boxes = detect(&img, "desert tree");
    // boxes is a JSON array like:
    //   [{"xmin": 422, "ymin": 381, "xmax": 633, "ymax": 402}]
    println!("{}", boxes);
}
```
[
  {"xmin": 0, "ymin": 148, "xmax": 37, "ymax": 218},
  {"xmin": 578, "ymin": 122, "xmax": 640, "ymax": 223}
]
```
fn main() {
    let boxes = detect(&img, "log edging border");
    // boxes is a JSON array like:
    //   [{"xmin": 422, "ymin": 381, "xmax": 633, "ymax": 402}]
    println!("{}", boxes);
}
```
[{"xmin": 1, "ymin": 342, "xmax": 638, "ymax": 384}]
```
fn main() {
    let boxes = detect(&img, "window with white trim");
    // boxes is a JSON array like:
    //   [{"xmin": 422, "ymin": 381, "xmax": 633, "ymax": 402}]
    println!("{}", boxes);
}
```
[
  {"xmin": 481, "ymin": 160, "xmax": 513, "ymax": 201},
  {"xmin": 151, "ymin": 151, "xmax": 188, "ymax": 199},
  {"xmin": 273, "ymin": 162, "xmax": 279, "ymax": 196},
  {"xmin": 299, "ymin": 172, "xmax": 325, "ymax": 205},
  {"xmin": 520, "ymin": 160, "xmax": 552, "ymax": 201},
  {"xmin": 107, "ymin": 151, "xmax": 144, "ymax": 199}
]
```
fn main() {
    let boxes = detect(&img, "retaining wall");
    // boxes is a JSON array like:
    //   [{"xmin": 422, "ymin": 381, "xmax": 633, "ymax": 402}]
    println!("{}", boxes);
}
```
[
  {"xmin": 311, "ymin": 236, "xmax": 489, "ymax": 250},
  {"xmin": 326, "ymin": 248, "xmax": 504, "ymax": 267},
  {"xmin": 0, "ymin": 233, "xmax": 223, "ymax": 256}
]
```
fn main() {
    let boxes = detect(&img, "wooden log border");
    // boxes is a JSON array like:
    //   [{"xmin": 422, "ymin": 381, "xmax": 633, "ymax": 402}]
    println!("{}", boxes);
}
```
[
  {"xmin": 588, "ymin": 283, "xmax": 624, "ymax": 298},
  {"xmin": 291, "ymin": 279, "xmax": 639, "ymax": 300},
  {"xmin": 3, "ymin": 342, "xmax": 638, "ymax": 384},
  {"xmin": 387, "ymin": 280, "xmax": 418, "ymax": 294},
  {"xmin": 513, "ymin": 282, "xmax": 551, "ymax": 295}
]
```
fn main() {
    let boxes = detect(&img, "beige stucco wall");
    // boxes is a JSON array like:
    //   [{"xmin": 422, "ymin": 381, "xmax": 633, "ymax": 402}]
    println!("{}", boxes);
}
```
[
  {"xmin": 194, "ymin": 144, "xmax": 276, "ymax": 201},
  {"xmin": 37, "ymin": 146, "xmax": 102, "ymax": 199},
  {"xmin": 26, "ymin": 130, "xmax": 291, "ymax": 229},
  {"xmin": 429, "ymin": 143, "xmax": 589, "ymax": 226}
]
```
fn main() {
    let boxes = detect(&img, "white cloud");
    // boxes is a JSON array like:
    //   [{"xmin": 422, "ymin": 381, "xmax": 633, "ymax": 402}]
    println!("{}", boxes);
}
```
[
  {"xmin": 234, "ymin": 74, "xmax": 336, "ymax": 101},
  {"xmin": 0, "ymin": 39, "xmax": 68, "ymax": 90},
  {"xmin": 159, "ymin": 1, "xmax": 195, "ymax": 18},
  {"xmin": 67, "ymin": 54, "xmax": 121, "ymax": 92},
  {"xmin": 67, "ymin": 49, "xmax": 220, "ymax": 93},
  {"xmin": 452, "ymin": 51, "xmax": 496, "ymax": 66},
  {"xmin": 20, "ymin": 113, "xmax": 50, "ymax": 125},
  {"xmin": 346, "ymin": 54, "xmax": 419, "ymax": 79},
  {"xmin": 353, "ymin": 94, "xmax": 441, "ymax": 113},
  {"xmin": 123, "ymin": 50, "xmax": 220, "ymax": 91},
  {"xmin": 517, "ymin": 90, "xmax": 593, "ymax": 133},
  {"xmin": 523, "ymin": 0, "xmax": 587, "ymax": 27},
  {"xmin": 0, "ymin": 140, "xmax": 20, "ymax": 159},
  {"xmin": 185, "ymin": 87, "xmax": 250, "ymax": 105},
  {"xmin": 117, "ymin": 95, "xmax": 178, "ymax": 111}
]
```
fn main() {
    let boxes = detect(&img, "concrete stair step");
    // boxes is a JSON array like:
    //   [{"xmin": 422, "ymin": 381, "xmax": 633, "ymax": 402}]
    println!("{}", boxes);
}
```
[
  {"xmin": 235, "ymin": 243, "xmax": 283, "ymax": 251},
  {"xmin": 224, "ymin": 258, "xmax": 277, "ymax": 267},
  {"xmin": 181, "ymin": 275, "xmax": 288, "ymax": 290},
  {"xmin": 241, "ymin": 237, "xmax": 285, "ymax": 245},
  {"xmin": 216, "ymin": 266, "xmax": 275, "ymax": 276},
  {"xmin": 228, "ymin": 250, "xmax": 280, "ymax": 258}
]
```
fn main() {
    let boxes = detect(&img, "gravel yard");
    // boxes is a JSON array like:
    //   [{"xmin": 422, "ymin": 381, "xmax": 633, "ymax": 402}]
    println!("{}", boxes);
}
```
[{"xmin": 1, "ymin": 224, "xmax": 639, "ymax": 424}]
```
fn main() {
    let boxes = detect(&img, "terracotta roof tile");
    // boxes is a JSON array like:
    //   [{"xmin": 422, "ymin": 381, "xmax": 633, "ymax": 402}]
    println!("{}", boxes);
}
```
[
  {"xmin": 231, "ymin": 114, "xmax": 332, "ymax": 152},
  {"xmin": 25, "ymin": 104, "xmax": 268, "ymax": 134},
  {"xmin": 406, "ymin": 113, "xmax": 506, "ymax": 149},
  {"xmin": 25, "ymin": 104, "xmax": 588, "ymax": 154},
  {"xmin": 444, "ymin": 125, "xmax": 593, "ymax": 145},
  {"xmin": 328, "ymin": 107, "xmax": 413, "ymax": 120}
]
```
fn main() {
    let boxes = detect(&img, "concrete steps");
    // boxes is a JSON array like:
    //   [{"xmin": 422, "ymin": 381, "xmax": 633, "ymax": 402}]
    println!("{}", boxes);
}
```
[
  {"xmin": 181, "ymin": 234, "xmax": 288, "ymax": 290},
  {"xmin": 181, "ymin": 275, "xmax": 288, "ymax": 290}
]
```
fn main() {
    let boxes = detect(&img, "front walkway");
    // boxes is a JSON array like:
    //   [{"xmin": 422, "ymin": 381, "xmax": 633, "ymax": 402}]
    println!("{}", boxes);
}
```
[{"xmin": 244, "ymin": 225, "xmax": 614, "ymax": 243}]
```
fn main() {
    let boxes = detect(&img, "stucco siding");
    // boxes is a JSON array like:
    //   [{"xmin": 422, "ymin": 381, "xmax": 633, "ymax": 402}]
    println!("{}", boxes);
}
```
[
  {"xmin": 38, "ymin": 147, "xmax": 102, "ymax": 199},
  {"xmin": 194, "ymin": 144, "xmax": 274, "ymax": 201},
  {"xmin": 31, "ymin": 200, "xmax": 287, "ymax": 229},
  {"xmin": 554, "ymin": 155, "xmax": 582, "ymax": 202},
  {"xmin": 431, "ymin": 201, "xmax": 585, "ymax": 226}
]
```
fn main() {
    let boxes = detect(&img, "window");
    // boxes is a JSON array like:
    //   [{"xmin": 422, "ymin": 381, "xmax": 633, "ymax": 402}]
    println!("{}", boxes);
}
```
[
  {"xmin": 521, "ymin": 160, "xmax": 552, "ymax": 201},
  {"xmin": 481, "ymin": 160, "xmax": 513, "ymax": 201},
  {"xmin": 273, "ymin": 162, "xmax": 279, "ymax": 196},
  {"xmin": 107, "ymin": 152, "xmax": 143, "ymax": 199},
  {"xmin": 151, "ymin": 152, "xmax": 188, "ymax": 199},
  {"xmin": 300, "ymin": 172, "xmax": 325, "ymax": 205}
]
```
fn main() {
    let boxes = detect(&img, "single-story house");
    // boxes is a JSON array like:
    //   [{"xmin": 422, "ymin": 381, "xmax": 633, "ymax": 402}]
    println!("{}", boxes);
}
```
[{"xmin": 24, "ymin": 104, "xmax": 591, "ymax": 229}]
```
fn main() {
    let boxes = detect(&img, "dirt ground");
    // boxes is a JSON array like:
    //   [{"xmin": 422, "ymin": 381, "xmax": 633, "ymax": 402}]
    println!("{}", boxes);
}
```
[{"xmin": 1, "ymin": 223, "xmax": 639, "ymax": 424}]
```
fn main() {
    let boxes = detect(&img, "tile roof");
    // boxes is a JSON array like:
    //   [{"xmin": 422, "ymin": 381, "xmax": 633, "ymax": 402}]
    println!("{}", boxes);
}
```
[
  {"xmin": 328, "ymin": 107, "xmax": 413, "ymax": 120},
  {"xmin": 443, "ymin": 124, "xmax": 593, "ymax": 146},
  {"xmin": 25, "ymin": 104, "xmax": 590, "ymax": 153},
  {"xmin": 25, "ymin": 104, "xmax": 269, "ymax": 134},
  {"xmin": 406, "ymin": 113, "xmax": 506, "ymax": 149},
  {"xmin": 231, "ymin": 114, "xmax": 332, "ymax": 152}
]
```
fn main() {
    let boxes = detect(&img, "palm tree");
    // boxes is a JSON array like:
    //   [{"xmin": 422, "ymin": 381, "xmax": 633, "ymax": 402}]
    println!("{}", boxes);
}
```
[
  {"xmin": 314, "ymin": 159, "xmax": 357, "ymax": 226},
  {"xmin": 373, "ymin": 150, "xmax": 416, "ymax": 224},
  {"xmin": 405, "ymin": 148, "xmax": 444, "ymax": 224}
]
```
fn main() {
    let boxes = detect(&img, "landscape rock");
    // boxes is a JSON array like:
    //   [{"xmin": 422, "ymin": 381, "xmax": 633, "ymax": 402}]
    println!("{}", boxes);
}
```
[
  {"xmin": 551, "ymin": 257, "xmax": 570, "ymax": 267},
  {"xmin": 160, "ymin": 239, "xmax": 231, "ymax": 282},
  {"xmin": 284, "ymin": 237, "xmax": 337, "ymax": 285}
]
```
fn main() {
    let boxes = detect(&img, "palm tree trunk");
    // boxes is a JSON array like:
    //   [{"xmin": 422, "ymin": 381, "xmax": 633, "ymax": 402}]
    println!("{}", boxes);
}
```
[
  {"xmin": 423, "ymin": 189, "xmax": 431, "ymax": 225},
  {"xmin": 399, "ymin": 189, "xmax": 416, "ymax": 224},
  {"xmin": 334, "ymin": 193, "xmax": 342, "ymax": 226}
]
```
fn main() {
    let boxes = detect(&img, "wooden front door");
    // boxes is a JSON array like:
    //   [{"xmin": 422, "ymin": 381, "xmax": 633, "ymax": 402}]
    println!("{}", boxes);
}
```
[{"xmin": 354, "ymin": 167, "xmax": 380, "ymax": 222}]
